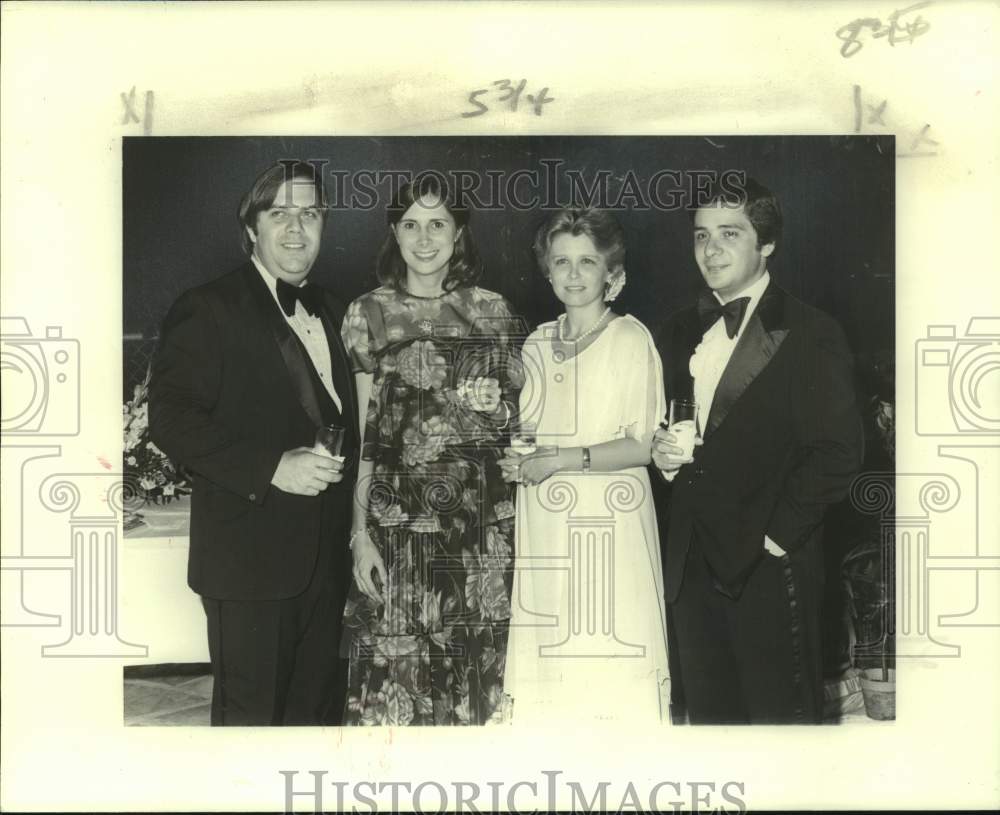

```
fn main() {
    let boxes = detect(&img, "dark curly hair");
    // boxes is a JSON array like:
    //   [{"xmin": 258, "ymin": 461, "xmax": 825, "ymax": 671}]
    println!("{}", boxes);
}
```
[{"xmin": 689, "ymin": 175, "xmax": 782, "ymax": 251}]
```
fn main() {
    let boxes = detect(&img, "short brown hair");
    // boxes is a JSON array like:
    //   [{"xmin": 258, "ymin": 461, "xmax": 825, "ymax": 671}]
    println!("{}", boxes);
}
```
[{"xmin": 237, "ymin": 161, "xmax": 327, "ymax": 254}]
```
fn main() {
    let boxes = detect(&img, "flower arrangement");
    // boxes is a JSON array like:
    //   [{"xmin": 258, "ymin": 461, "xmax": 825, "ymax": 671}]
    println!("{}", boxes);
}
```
[{"xmin": 123, "ymin": 367, "xmax": 190, "ymax": 527}]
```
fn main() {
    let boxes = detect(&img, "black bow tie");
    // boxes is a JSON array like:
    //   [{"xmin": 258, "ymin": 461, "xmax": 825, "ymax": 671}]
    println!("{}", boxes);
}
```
[
  {"xmin": 276, "ymin": 278, "xmax": 321, "ymax": 318},
  {"xmin": 697, "ymin": 293, "xmax": 751, "ymax": 339}
]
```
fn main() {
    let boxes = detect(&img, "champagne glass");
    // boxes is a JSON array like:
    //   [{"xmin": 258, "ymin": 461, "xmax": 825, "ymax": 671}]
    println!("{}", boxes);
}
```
[
  {"xmin": 510, "ymin": 421, "xmax": 537, "ymax": 457},
  {"xmin": 314, "ymin": 424, "xmax": 346, "ymax": 462},
  {"xmin": 666, "ymin": 399, "xmax": 699, "ymax": 459}
]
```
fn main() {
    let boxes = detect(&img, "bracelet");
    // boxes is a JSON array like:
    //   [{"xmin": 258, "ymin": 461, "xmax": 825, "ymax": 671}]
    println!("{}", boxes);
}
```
[
  {"xmin": 349, "ymin": 529, "xmax": 369, "ymax": 549},
  {"xmin": 581, "ymin": 447, "xmax": 591, "ymax": 473}
]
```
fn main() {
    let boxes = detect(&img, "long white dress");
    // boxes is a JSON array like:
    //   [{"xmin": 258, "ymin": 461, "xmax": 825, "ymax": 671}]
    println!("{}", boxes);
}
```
[{"xmin": 503, "ymin": 314, "xmax": 671, "ymax": 725}]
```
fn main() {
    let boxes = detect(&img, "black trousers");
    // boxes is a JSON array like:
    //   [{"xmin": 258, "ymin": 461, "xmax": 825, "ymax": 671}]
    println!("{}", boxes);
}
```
[
  {"xmin": 202, "ymin": 534, "xmax": 351, "ymax": 726},
  {"xmin": 671, "ymin": 533, "xmax": 825, "ymax": 724}
]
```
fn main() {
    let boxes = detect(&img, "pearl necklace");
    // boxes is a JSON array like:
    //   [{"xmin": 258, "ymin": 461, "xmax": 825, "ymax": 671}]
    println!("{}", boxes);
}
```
[{"xmin": 559, "ymin": 307, "xmax": 611, "ymax": 343}]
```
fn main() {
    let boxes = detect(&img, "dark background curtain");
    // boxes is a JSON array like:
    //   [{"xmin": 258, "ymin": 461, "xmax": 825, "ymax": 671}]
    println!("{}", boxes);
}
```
[{"xmin": 123, "ymin": 135, "xmax": 892, "ymax": 351}]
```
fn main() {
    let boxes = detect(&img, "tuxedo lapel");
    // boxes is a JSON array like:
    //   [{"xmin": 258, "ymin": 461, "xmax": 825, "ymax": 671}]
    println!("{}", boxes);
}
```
[
  {"xmin": 317, "ymin": 302, "xmax": 357, "ymax": 427},
  {"xmin": 704, "ymin": 283, "xmax": 789, "ymax": 438},
  {"xmin": 244, "ymin": 266, "xmax": 325, "ymax": 430}
]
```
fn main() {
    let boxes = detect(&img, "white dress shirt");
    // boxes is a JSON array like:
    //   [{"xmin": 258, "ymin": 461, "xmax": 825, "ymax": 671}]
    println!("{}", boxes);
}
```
[
  {"xmin": 682, "ymin": 270, "xmax": 784, "ymax": 554},
  {"xmin": 252, "ymin": 256, "xmax": 342, "ymax": 412},
  {"xmin": 690, "ymin": 270, "xmax": 771, "ymax": 434}
]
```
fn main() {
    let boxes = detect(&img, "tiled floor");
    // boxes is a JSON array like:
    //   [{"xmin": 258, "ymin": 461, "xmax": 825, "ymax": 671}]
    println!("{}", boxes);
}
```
[
  {"xmin": 124, "ymin": 664, "xmax": 881, "ymax": 726},
  {"xmin": 124, "ymin": 664, "xmax": 212, "ymax": 726}
]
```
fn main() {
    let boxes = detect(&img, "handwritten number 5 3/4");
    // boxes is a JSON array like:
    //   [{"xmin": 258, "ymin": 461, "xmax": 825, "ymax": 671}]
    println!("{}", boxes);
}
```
[{"xmin": 462, "ymin": 80, "xmax": 554, "ymax": 118}]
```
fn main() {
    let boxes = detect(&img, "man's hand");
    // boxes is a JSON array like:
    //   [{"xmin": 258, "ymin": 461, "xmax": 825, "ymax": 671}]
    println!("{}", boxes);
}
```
[
  {"xmin": 270, "ymin": 447, "xmax": 344, "ymax": 496},
  {"xmin": 651, "ymin": 426, "xmax": 701, "ymax": 472},
  {"xmin": 763, "ymin": 536, "xmax": 787, "ymax": 558},
  {"xmin": 351, "ymin": 529, "xmax": 386, "ymax": 604}
]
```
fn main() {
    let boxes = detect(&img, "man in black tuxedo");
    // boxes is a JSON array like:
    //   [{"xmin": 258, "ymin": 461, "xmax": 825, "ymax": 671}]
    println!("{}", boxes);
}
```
[
  {"xmin": 652, "ymin": 177, "xmax": 863, "ymax": 724},
  {"xmin": 150, "ymin": 162, "xmax": 358, "ymax": 726}
]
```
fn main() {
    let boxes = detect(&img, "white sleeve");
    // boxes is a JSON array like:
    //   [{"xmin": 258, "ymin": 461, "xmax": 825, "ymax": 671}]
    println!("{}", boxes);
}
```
[{"xmin": 618, "ymin": 319, "xmax": 667, "ymax": 446}]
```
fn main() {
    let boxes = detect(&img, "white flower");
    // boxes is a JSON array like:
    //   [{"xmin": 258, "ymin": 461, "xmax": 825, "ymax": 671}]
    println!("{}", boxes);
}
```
[
  {"xmin": 139, "ymin": 477, "xmax": 156, "ymax": 491},
  {"xmin": 162, "ymin": 483, "xmax": 175, "ymax": 496},
  {"xmin": 124, "ymin": 426, "xmax": 144, "ymax": 452},
  {"xmin": 604, "ymin": 270, "xmax": 626, "ymax": 302},
  {"xmin": 126, "ymin": 455, "xmax": 137, "ymax": 466}
]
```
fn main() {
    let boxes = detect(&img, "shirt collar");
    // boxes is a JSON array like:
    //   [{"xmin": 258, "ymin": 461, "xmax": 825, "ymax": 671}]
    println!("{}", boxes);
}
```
[
  {"xmin": 710, "ymin": 270, "xmax": 771, "ymax": 339},
  {"xmin": 251, "ymin": 253, "xmax": 308, "ymax": 310}
]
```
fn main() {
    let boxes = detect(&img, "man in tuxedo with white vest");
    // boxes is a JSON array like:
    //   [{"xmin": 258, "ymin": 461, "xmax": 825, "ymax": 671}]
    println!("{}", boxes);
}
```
[
  {"xmin": 652, "ymin": 177, "xmax": 863, "ymax": 724},
  {"xmin": 150, "ymin": 161, "xmax": 358, "ymax": 725}
]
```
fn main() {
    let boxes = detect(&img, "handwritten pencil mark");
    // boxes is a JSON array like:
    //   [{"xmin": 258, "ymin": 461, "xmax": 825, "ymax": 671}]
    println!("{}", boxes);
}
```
[
  {"xmin": 852, "ymin": 84, "xmax": 939, "ymax": 158},
  {"xmin": 867, "ymin": 99, "xmax": 888, "ymax": 126},
  {"xmin": 120, "ymin": 86, "xmax": 154, "ymax": 135},
  {"xmin": 461, "ymin": 79, "xmax": 554, "ymax": 118},
  {"xmin": 836, "ymin": 2, "xmax": 932, "ymax": 58}
]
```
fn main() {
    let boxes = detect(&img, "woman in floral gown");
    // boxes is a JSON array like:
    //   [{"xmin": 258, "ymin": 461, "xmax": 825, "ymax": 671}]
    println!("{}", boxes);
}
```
[{"xmin": 340, "ymin": 175, "xmax": 522, "ymax": 725}]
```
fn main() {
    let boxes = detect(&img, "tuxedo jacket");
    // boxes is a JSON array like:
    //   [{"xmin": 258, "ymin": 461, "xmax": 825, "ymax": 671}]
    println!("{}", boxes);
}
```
[
  {"xmin": 654, "ymin": 282, "xmax": 864, "ymax": 602},
  {"xmin": 149, "ymin": 264, "xmax": 359, "ymax": 602}
]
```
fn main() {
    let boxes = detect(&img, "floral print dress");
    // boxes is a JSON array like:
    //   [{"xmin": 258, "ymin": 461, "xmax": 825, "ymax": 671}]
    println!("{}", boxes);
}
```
[{"xmin": 340, "ymin": 285, "xmax": 523, "ymax": 725}]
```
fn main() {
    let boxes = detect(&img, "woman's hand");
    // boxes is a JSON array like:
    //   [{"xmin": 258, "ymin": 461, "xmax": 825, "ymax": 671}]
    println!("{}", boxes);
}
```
[
  {"xmin": 458, "ymin": 376, "xmax": 501, "ymax": 412},
  {"xmin": 501, "ymin": 447, "xmax": 564, "ymax": 487},
  {"xmin": 351, "ymin": 529, "xmax": 386, "ymax": 604},
  {"xmin": 498, "ymin": 448, "xmax": 522, "ymax": 483}
]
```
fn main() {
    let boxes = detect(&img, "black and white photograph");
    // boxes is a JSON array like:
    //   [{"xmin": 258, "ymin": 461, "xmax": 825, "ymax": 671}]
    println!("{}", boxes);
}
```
[
  {"xmin": 121, "ymin": 136, "xmax": 893, "ymax": 729},
  {"xmin": 2, "ymin": 2, "xmax": 998, "ymax": 813}
]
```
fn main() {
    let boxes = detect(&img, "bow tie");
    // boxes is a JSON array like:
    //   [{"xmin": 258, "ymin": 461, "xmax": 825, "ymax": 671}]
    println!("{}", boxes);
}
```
[
  {"xmin": 697, "ymin": 293, "xmax": 751, "ymax": 339},
  {"xmin": 276, "ymin": 278, "xmax": 321, "ymax": 318}
]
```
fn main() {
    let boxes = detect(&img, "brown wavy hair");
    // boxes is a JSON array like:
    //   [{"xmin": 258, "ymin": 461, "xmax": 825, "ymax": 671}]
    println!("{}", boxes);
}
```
[{"xmin": 376, "ymin": 172, "xmax": 483, "ymax": 293}]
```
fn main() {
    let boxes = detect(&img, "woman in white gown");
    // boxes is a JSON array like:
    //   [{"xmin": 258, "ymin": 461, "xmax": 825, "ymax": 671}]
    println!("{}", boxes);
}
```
[{"xmin": 499, "ymin": 207, "xmax": 670, "ymax": 725}]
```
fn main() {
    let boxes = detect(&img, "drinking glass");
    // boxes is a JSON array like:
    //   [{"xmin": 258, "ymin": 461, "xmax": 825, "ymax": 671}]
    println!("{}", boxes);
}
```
[
  {"xmin": 314, "ymin": 424, "xmax": 346, "ymax": 461},
  {"xmin": 667, "ymin": 399, "xmax": 699, "ymax": 458},
  {"xmin": 510, "ymin": 421, "xmax": 537, "ymax": 457}
]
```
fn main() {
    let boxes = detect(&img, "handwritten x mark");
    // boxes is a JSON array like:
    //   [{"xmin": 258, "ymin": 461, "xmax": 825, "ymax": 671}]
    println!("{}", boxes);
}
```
[
  {"xmin": 867, "ymin": 99, "xmax": 888, "ymax": 126},
  {"xmin": 120, "ymin": 86, "xmax": 141, "ymax": 125}
]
